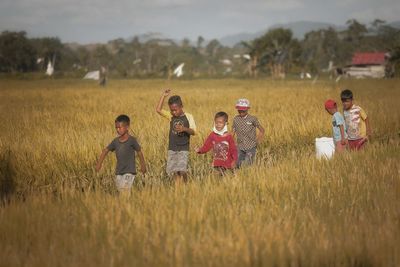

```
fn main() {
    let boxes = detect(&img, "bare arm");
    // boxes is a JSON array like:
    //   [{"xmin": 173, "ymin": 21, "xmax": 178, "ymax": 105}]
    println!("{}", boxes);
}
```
[
  {"xmin": 136, "ymin": 150, "xmax": 147, "ymax": 174},
  {"xmin": 196, "ymin": 134, "xmax": 213, "ymax": 154},
  {"xmin": 96, "ymin": 148, "xmax": 110, "ymax": 172},
  {"xmin": 184, "ymin": 127, "xmax": 195, "ymax": 136},
  {"xmin": 175, "ymin": 125, "xmax": 195, "ymax": 136},
  {"xmin": 339, "ymin": 125, "xmax": 347, "ymax": 145},
  {"xmin": 365, "ymin": 118, "xmax": 371, "ymax": 139},
  {"xmin": 257, "ymin": 124, "xmax": 265, "ymax": 142},
  {"xmin": 156, "ymin": 89, "xmax": 171, "ymax": 114}
]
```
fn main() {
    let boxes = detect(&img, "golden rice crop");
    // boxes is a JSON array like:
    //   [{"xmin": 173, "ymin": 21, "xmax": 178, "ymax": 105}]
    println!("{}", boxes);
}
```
[{"xmin": 0, "ymin": 78, "xmax": 399, "ymax": 267}]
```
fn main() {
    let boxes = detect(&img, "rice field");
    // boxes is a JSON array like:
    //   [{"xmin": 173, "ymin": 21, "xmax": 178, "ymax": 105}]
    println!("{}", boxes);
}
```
[{"xmin": 0, "ymin": 78, "xmax": 399, "ymax": 267}]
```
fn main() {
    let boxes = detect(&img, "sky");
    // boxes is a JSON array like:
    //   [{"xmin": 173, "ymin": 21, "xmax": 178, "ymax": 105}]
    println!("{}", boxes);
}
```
[{"xmin": 1, "ymin": 0, "xmax": 399, "ymax": 44}]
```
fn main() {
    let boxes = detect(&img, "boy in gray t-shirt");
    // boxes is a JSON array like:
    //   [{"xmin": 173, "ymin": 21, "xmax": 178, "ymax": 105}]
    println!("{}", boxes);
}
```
[{"xmin": 96, "ymin": 115, "xmax": 146, "ymax": 194}]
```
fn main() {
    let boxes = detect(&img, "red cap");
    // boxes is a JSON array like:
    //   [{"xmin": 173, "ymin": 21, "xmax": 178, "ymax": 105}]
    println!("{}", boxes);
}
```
[{"xmin": 324, "ymin": 99, "xmax": 337, "ymax": 109}]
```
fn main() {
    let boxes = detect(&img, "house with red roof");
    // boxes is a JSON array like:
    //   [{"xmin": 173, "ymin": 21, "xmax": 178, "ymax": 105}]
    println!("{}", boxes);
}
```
[{"xmin": 345, "ymin": 52, "xmax": 390, "ymax": 78}]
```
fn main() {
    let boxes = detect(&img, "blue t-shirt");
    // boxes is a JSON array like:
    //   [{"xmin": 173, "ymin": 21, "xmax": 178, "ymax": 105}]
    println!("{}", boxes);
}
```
[{"xmin": 332, "ymin": 112, "xmax": 347, "ymax": 142}]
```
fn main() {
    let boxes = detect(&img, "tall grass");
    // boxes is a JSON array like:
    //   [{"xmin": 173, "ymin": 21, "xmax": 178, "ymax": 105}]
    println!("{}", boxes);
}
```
[{"xmin": 0, "ymin": 79, "xmax": 399, "ymax": 266}]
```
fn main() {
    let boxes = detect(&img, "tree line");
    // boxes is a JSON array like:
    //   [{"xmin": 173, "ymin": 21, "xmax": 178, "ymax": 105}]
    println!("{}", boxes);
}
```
[{"xmin": 0, "ymin": 19, "xmax": 399, "ymax": 78}]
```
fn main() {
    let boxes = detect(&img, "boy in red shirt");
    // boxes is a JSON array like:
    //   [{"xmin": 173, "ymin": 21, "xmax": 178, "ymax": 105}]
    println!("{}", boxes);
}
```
[{"xmin": 196, "ymin": 112, "xmax": 238, "ymax": 176}]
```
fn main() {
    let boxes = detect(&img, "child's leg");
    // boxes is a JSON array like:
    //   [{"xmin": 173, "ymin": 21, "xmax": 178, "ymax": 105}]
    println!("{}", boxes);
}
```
[
  {"xmin": 213, "ymin": 167, "xmax": 226, "ymax": 177},
  {"xmin": 176, "ymin": 171, "xmax": 188, "ymax": 183},
  {"xmin": 166, "ymin": 150, "xmax": 176, "ymax": 176},
  {"xmin": 237, "ymin": 150, "xmax": 247, "ymax": 168},
  {"xmin": 244, "ymin": 147, "xmax": 257, "ymax": 165},
  {"xmin": 335, "ymin": 141, "xmax": 346, "ymax": 153}
]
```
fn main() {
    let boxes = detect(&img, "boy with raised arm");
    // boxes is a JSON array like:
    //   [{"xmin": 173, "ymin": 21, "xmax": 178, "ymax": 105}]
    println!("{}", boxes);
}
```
[{"xmin": 156, "ymin": 89, "xmax": 196, "ymax": 183}]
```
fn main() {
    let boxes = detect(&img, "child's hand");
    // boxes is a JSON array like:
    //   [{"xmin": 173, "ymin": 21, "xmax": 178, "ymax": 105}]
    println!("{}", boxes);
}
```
[
  {"xmin": 162, "ymin": 89, "xmax": 171, "ymax": 97},
  {"xmin": 341, "ymin": 138, "xmax": 348, "ymax": 146},
  {"xmin": 256, "ymin": 134, "xmax": 264, "ymax": 143},
  {"xmin": 95, "ymin": 163, "xmax": 102, "ymax": 172},
  {"xmin": 175, "ymin": 124, "xmax": 186, "ymax": 133},
  {"xmin": 231, "ymin": 161, "xmax": 237, "ymax": 169},
  {"xmin": 140, "ymin": 166, "xmax": 147, "ymax": 174},
  {"xmin": 195, "ymin": 147, "xmax": 200, "ymax": 153},
  {"xmin": 366, "ymin": 129, "xmax": 372, "ymax": 140}
]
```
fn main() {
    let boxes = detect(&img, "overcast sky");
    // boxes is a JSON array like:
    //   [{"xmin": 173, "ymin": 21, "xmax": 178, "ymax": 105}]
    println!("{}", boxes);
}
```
[{"xmin": 1, "ymin": 0, "xmax": 399, "ymax": 44}]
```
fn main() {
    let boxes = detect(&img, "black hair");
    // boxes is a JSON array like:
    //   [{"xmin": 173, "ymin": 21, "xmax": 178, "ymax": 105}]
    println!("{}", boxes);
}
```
[
  {"xmin": 215, "ymin": 111, "xmax": 228, "ymax": 122},
  {"xmin": 341, "ymin": 89, "xmax": 353, "ymax": 100},
  {"xmin": 168, "ymin": 95, "xmax": 183, "ymax": 106},
  {"xmin": 115, "ymin": 114, "xmax": 130, "ymax": 125}
]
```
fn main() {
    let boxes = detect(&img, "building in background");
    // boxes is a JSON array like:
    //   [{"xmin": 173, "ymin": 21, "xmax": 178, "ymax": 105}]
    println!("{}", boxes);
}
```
[{"xmin": 345, "ymin": 52, "xmax": 390, "ymax": 78}]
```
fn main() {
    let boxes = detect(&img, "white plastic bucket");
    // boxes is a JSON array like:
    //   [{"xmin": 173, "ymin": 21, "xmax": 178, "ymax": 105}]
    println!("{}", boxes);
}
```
[{"xmin": 315, "ymin": 137, "xmax": 335, "ymax": 159}]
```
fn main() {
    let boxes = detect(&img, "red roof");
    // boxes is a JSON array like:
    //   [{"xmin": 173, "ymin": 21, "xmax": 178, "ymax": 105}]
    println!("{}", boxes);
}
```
[{"xmin": 351, "ymin": 52, "xmax": 386, "ymax": 65}]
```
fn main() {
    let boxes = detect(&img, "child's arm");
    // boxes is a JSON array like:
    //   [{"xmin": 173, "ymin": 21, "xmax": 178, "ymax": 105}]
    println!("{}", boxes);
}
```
[
  {"xmin": 232, "ymin": 119, "xmax": 237, "ymax": 139},
  {"xmin": 360, "ymin": 108, "xmax": 371, "ymax": 140},
  {"xmin": 229, "ymin": 135, "xmax": 238, "ymax": 168},
  {"xmin": 156, "ymin": 89, "xmax": 171, "ymax": 115},
  {"xmin": 176, "ymin": 113, "xmax": 196, "ymax": 136},
  {"xmin": 176, "ymin": 125, "xmax": 195, "ymax": 135},
  {"xmin": 365, "ymin": 118, "xmax": 371, "ymax": 140},
  {"xmin": 256, "ymin": 124, "xmax": 265, "ymax": 142},
  {"xmin": 136, "ymin": 150, "xmax": 147, "ymax": 174},
  {"xmin": 339, "ymin": 125, "xmax": 347, "ymax": 145},
  {"xmin": 196, "ymin": 134, "xmax": 213, "ymax": 154},
  {"xmin": 96, "ymin": 148, "xmax": 110, "ymax": 172}
]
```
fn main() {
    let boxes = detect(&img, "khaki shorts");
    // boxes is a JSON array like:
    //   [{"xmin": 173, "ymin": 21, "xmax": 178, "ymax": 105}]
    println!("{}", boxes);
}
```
[
  {"xmin": 115, "ymin": 173, "xmax": 135, "ymax": 191},
  {"xmin": 166, "ymin": 150, "xmax": 189, "ymax": 175}
]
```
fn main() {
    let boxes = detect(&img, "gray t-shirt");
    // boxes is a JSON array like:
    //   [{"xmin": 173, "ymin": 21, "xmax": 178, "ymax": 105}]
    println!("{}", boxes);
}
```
[
  {"xmin": 107, "ymin": 136, "xmax": 141, "ymax": 175},
  {"xmin": 169, "ymin": 114, "xmax": 191, "ymax": 151}
]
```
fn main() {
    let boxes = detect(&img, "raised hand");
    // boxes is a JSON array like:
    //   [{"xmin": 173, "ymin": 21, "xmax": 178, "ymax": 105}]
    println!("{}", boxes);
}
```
[
  {"xmin": 95, "ymin": 163, "xmax": 102, "ymax": 172},
  {"xmin": 162, "ymin": 89, "xmax": 171, "ymax": 97}
]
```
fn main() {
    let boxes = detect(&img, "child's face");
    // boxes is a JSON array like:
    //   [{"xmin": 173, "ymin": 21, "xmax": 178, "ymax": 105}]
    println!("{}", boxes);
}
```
[
  {"xmin": 115, "ymin": 122, "xmax": 129, "ymax": 136},
  {"xmin": 214, "ymin": 117, "xmax": 227, "ymax": 131},
  {"xmin": 325, "ymin": 107, "xmax": 337, "ymax": 115},
  {"xmin": 169, "ymin": 103, "xmax": 184, "ymax": 117},
  {"xmin": 341, "ymin": 99, "xmax": 353, "ymax": 110},
  {"xmin": 237, "ymin": 109, "xmax": 248, "ymax": 117}
]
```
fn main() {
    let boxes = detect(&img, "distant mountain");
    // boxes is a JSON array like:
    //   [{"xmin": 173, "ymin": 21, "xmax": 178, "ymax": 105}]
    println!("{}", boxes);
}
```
[
  {"xmin": 269, "ymin": 21, "xmax": 345, "ymax": 38},
  {"xmin": 218, "ymin": 31, "xmax": 264, "ymax": 48},
  {"xmin": 219, "ymin": 21, "xmax": 345, "ymax": 46},
  {"xmin": 127, "ymin": 32, "xmax": 169, "ymax": 43},
  {"xmin": 390, "ymin": 21, "xmax": 400, "ymax": 28}
]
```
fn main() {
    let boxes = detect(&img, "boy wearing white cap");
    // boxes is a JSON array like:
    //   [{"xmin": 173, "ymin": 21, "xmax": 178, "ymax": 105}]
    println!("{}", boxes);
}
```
[{"xmin": 232, "ymin": 98, "xmax": 265, "ymax": 167}]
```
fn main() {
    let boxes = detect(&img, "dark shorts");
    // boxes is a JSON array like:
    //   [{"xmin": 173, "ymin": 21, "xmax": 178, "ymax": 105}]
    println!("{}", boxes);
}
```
[{"xmin": 237, "ymin": 147, "xmax": 257, "ymax": 167}]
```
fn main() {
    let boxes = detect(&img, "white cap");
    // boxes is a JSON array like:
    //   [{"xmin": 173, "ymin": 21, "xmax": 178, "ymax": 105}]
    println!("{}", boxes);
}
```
[{"xmin": 235, "ymin": 98, "xmax": 250, "ymax": 110}]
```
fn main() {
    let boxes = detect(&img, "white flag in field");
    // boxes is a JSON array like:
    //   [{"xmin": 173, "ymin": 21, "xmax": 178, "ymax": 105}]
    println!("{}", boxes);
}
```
[
  {"xmin": 46, "ymin": 61, "xmax": 54, "ymax": 76},
  {"xmin": 83, "ymin": 71, "xmax": 100, "ymax": 80},
  {"xmin": 174, "ymin": 63, "xmax": 185, "ymax": 77}
]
